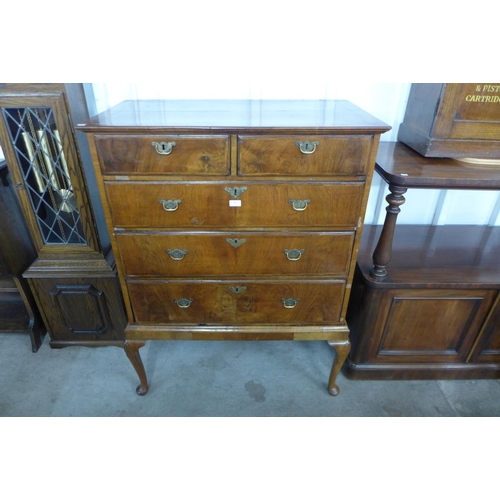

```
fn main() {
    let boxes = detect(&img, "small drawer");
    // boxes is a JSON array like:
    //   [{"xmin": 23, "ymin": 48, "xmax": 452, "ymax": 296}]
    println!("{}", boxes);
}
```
[
  {"xmin": 127, "ymin": 279, "xmax": 346, "ymax": 324},
  {"xmin": 116, "ymin": 231, "xmax": 355, "ymax": 278},
  {"xmin": 238, "ymin": 135, "xmax": 373, "ymax": 176},
  {"xmin": 104, "ymin": 181, "xmax": 364, "ymax": 229},
  {"xmin": 94, "ymin": 134, "xmax": 230, "ymax": 175}
]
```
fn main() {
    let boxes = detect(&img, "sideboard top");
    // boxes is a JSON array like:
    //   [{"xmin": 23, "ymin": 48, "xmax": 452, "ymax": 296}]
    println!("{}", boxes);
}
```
[
  {"xmin": 376, "ymin": 142, "xmax": 500, "ymax": 189},
  {"xmin": 76, "ymin": 99, "xmax": 391, "ymax": 134}
]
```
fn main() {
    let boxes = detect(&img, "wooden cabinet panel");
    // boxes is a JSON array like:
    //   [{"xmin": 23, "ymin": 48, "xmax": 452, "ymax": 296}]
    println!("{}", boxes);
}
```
[
  {"xmin": 50, "ymin": 284, "xmax": 111, "ymax": 334},
  {"xmin": 30, "ymin": 277, "xmax": 126, "ymax": 342},
  {"xmin": 95, "ymin": 134, "xmax": 230, "ymax": 175},
  {"xmin": 238, "ymin": 135, "xmax": 372, "ymax": 176},
  {"xmin": 128, "ymin": 279, "xmax": 346, "ymax": 324},
  {"xmin": 469, "ymin": 293, "xmax": 500, "ymax": 363},
  {"xmin": 372, "ymin": 289, "xmax": 495, "ymax": 363},
  {"xmin": 472, "ymin": 329, "xmax": 500, "ymax": 363},
  {"xmin": 116, "ymin": 231, "xmax": 354, "ymax": 278},
  {"xmin": 104, "ymin": 181, "xmax": 364, "ymax": 229}
]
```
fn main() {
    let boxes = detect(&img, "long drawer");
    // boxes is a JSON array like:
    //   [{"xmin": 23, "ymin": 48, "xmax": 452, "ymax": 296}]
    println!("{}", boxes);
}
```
[
  {"xmin": 238, "ymin": 135, "xmax": 373, "ymax": 176},
  {"xmin": 116, "ymin": 231, "xmax": 354, "ymax": 277},
  {"xmin": 105, "ymin": 181, "xmax": 364, "ymax": 228},
  {"xmin": 127, "ymin": 279, "xmax": 346, "ymax": 324},
  {"xmin": 95, "ymin": 134, "xmax": 230, "ymax": 175}
]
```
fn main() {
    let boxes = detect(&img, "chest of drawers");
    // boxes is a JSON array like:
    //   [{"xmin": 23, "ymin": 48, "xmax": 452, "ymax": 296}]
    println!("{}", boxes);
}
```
[{"xmin": 78, "ymin": 100, "xmax": 390, "ymax": 396}]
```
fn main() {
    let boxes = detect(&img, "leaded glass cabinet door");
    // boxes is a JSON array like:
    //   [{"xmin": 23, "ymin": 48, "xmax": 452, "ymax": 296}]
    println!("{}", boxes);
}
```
[{"xmin": 0, "ymin": 93, "xmax": 100, "ymax": 254}]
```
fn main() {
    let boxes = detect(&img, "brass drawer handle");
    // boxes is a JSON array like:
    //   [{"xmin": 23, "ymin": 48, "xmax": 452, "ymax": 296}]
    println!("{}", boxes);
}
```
[
  {"xmin": 225, "ymin": 186, "xmax": 247, "ymax": 199},
  {"xmin": 284, "ymin": 249, "xmax": 304, "ymax": 261},
  {"xmin": 295, "ymin": 140, "xmax": 319, "ymax": 154},
  {"xmin": 159, "ymin": 199, "xmax": 181, "ymax": 211},
  {"xmin": 282, "ymin": 298, "xmax": 300, "ymax": 309},
  {"xmin": 228, "ymin": 286, "xmax": 247, "ymax": 294},
  {"xmin": 289, "ymin": 199, "xmax": 311, "ymax": 211},
  {"xmin": 174, "ymin": 298, "xmax": 193, "ymax": 308},
  {"xmin": 167, "ymin": 249, "xmax": 188, "ymax": 260},
  {"xmin": 226, "ymin": 237, "xmax": 246, "ymax": 248},
  {"xmin": 152, "ymin": 141, "xmax": 176, "ymax": 155}
]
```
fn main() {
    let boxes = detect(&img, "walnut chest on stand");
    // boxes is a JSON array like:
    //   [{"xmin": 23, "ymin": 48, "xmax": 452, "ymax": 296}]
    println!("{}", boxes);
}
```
[{"xmin": 77, "ymin": 100, "xmax": 390, "ymax": 396}]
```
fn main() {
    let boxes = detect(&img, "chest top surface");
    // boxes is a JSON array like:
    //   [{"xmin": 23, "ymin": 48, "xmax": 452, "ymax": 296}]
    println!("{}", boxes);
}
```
[{"xmin": 77, "ymin": 99, "xmax": 391, "ymax": 134}]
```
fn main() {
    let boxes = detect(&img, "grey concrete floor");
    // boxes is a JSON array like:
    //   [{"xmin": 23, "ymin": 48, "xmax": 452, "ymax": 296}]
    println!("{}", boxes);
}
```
[{"xmin": 1, "ymin": 332, "xmax": 499, "ymax": 416}]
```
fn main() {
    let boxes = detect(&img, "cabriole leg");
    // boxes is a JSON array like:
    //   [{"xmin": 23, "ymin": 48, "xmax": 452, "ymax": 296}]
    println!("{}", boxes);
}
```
[
  {"xmin": 124, "ymin": 341, "xmax": 148, "ymax": 396},
  {"xmin": 327, "ymin": 340, "xmax": 351, "ymax": 396}
]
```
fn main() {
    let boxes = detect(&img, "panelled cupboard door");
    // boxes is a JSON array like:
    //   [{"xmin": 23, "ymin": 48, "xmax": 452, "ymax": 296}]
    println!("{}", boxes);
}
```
[
  {"xmin": 468, "ymin": 293, "xmax": 500, "ymax": 363},
  {"xmin": 361, "ymin": 288, "xmax": 496, "ymax": 364},
  {"xmin": 30, "ymin": 278, "xmax": 126, "ymax": 342}
]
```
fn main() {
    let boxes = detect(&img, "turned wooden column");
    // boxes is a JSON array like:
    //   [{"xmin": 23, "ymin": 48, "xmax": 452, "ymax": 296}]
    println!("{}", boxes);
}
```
[{"xmin": 370, "ymin": 184, "xmax": 407, "ymax": 278}]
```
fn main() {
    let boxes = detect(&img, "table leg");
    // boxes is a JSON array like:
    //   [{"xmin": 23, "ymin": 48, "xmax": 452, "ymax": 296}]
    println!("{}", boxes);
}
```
[
  {"xmin": 124, "ymin": 341, "xmax": 148, "ymax": 396},
  {"xmin": 327, "ymin": 340, "xmax": 351, "ymax": 396}
]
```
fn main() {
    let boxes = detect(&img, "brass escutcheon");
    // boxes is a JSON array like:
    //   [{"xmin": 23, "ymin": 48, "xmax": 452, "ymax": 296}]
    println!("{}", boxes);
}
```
[
  {"xmin": 226, "ymin": 237, "xmax": 246, "ymax": 248},
  {"xmin": 295, "ymin": 140, "xmax": 319, "ymax": 154},
  {"xmin": 282, "ymin": 298, "xmax": 300, "ymax": 308},
  {"xmin": 228, "ymin": 286, "xmax": 247, "ymax": 294},
  {"xmin": 284, "ymin": 249, "xmax": 305, "ymax": 261},
  {"xmin": 289, "ymin": 199, "xmax": 311, "ymax": 211},
  {"xmin": 167, "ymin": 249, "xmax": 188, "ymax": 260},
  {"xmin": 225, "ymin": 186, "xmax": 247, "ymax": 199},
  {"xmin": 152, "ymin": 141, "xmax": 176, "ymax": 155},
  {"xmin": 159, "ymin": 199, "xmax": 181, "ymax": 211},
  {"xmin": 174, "ymin": 298, "xmax": 193, "ymax": 308}
]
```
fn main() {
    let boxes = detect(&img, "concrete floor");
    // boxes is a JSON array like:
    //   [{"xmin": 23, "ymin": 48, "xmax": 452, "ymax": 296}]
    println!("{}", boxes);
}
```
[{"xmin": 1, "ymin": 332, "xmax": 499, "ymax": 416}]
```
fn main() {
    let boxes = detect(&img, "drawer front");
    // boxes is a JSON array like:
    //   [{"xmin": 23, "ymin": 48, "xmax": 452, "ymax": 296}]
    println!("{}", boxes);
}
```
[
  {"xmin": 127, "ymin": 280, "xmax": 346, "ymax": 324},
  {"xmin": 95, "ymin": 135, "xmax": 230, "ymax": 175},
  {"xmin": 105, "ymin": 181, "xmax": 364, "ymax": 228},
  {"xmin": 116, "ymin": 231, "xmax": 354, "ymax": 277},
  {"xmin": 238, "ymin": 135, "xmax": 373, "ymax": 176}
]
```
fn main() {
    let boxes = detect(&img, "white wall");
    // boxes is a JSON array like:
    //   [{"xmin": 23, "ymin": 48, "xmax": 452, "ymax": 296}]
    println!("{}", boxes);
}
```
[{"xmin": 89, "ymin": 83, "xmax": 499, "ymax": 226}]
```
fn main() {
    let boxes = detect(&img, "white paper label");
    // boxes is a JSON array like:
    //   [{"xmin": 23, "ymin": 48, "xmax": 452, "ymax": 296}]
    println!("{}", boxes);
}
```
[{"xmin": 229, "ymin": 200, "xmax": 242, "ymax": 207}]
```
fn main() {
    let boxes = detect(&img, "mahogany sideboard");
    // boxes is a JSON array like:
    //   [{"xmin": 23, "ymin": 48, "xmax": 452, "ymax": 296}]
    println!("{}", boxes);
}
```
[
  {"xmin": 77, "ymin": 99, "xmax": 390, "ymax": 395},
  {"xmin": 345, "ymin": 141, "xmax": 500, "ymax": 379}
]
